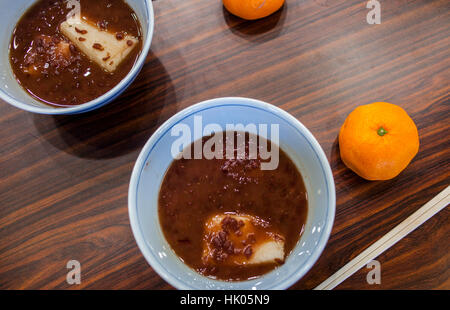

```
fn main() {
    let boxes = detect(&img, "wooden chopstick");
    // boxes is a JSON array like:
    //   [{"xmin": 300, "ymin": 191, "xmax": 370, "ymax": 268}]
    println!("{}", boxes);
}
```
[{"xmin": 315, "ymin": 185, "xmax": 450, "ymax": 290}]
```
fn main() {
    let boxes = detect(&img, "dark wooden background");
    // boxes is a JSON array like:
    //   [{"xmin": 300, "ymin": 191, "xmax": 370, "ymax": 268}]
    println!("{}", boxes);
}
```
[{"xmin": 0, "ymin": 0, "xmax": 448, "ymax": 289}]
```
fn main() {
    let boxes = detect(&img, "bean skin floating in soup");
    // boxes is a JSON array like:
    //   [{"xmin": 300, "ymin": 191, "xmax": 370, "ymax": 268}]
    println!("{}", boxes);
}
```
[
  {"xmin": 9, "ymin": 0, "xmax": 142, "ymax": 107},
  {"xmin": 158, "ymin": 132, "xmax": 308, "ymax": 281}
]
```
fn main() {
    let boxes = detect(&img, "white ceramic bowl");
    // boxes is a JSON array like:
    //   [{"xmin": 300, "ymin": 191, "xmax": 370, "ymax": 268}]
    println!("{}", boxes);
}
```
[
  {"xmin": 129, "ymin": 97, "xmax": 336, "ymax": 289},
  {"xmin": 0, "ymin": 0, "xmax": 154, "ymax": 115}
]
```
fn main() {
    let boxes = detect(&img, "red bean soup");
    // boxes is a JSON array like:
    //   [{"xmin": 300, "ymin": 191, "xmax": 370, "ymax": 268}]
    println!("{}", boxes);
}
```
[
  {"xmin": 159, "ymin": 132, "xmax": 308, "ymax": 281},
  {"xmin": 9, "ymin": 0, "xmax": 142, "ymax": 107}
]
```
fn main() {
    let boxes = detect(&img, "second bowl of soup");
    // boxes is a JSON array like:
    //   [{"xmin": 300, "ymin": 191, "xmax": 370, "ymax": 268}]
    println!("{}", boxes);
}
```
[{"xmin": 0, "ymin": 0, "xmax": 154, "ymax": 114}]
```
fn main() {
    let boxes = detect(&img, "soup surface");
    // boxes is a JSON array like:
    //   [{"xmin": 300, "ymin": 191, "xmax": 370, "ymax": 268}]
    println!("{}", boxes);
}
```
[
  {"xmin": 158, "ymin": 132, "xmax": 308, "ymax": 281},
  {"xmin": 9, "ymin": 0, "xmax": 142, "ymax": 106}
]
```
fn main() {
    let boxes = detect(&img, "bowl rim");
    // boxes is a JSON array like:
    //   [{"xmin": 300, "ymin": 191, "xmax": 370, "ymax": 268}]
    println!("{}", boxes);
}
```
[
  {"xmin": 128, "ymin": 97, "xmax": 336, "ymax": 289},
  {"xmin": 0, "ymin": 0, "xmax": 154, "ymax": 115}
]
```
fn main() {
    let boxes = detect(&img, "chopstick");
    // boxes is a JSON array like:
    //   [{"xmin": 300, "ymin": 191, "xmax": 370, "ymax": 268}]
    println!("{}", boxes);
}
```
[{"xmin": 315, "ymin": 185, "xmax": 450, "ymax": 290}]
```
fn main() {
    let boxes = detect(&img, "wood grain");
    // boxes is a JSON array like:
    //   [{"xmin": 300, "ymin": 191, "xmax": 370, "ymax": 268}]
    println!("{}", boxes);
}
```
[{"xmin": 0, "ymin": 0, "xmax": 448, "ymax": 289}]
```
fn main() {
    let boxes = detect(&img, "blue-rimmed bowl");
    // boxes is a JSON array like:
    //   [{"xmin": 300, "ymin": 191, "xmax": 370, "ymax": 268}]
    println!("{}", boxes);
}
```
[
  {"xmin": 0, "ymin": 0, "xmax": 154, "ymax": 115},
  {"xmin": 128, "ymin": 97, "xmax": 335, "ymax": 289}
]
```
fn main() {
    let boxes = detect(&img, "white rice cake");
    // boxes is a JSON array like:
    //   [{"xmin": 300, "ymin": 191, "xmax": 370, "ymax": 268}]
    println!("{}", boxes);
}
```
[
  {"xmin": 202, "ymin": 213, "xmax": 285, "ymax": 266},
  {"xmin": 250, "ymin": 240, "xmax": 285, "ymax": 264},
  {"xmin": 60, "ymin": 18, "xmax": 138, "ymax": 72}
]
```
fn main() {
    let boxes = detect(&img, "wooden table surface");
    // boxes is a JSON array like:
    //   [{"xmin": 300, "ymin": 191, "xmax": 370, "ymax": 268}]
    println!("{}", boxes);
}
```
[{"xmin": 0, "ymin": 0, "xmax": 449, "ymax": 290}]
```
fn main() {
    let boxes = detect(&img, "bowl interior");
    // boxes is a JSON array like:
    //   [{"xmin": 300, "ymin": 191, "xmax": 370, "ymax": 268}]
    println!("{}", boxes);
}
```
[
  {"xmin": 129, "ymin": 98, "xmax": 335, "ymax": 289},
  {"xmin": 0, "ymin": 0, "xmax": 153, "ymax": 114}
]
